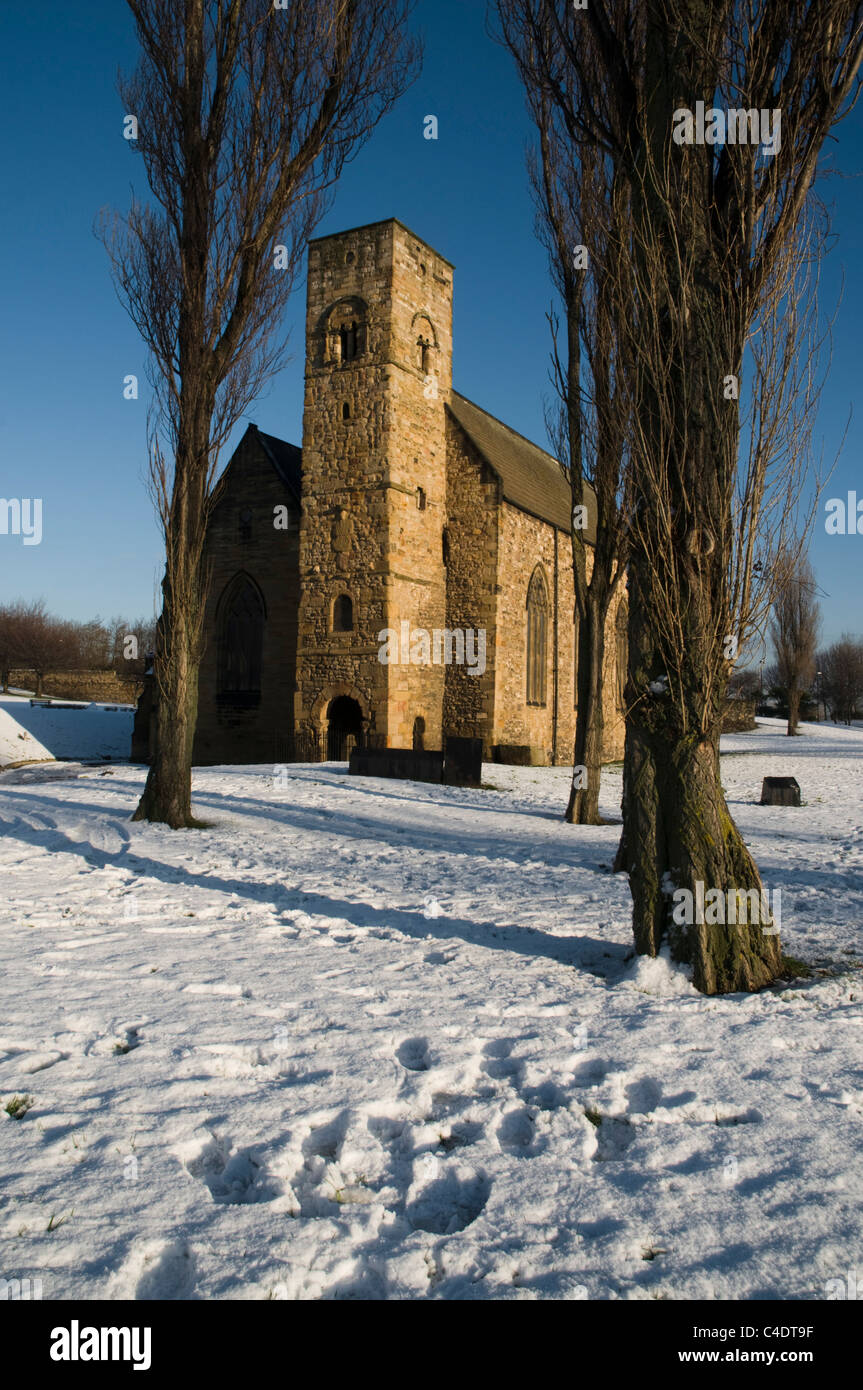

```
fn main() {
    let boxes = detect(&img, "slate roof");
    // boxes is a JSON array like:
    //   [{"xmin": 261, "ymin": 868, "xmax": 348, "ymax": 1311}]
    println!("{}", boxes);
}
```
[
  {"xmin": 245, "ymin": 393, "xmax": 595, "ymax": 541},
  {"xmin": 447, "ymin": 391, "xmax": 595, "ymax": 541},
  {"xmin": 254, "ymin": 426, "xmax": 302, "ymax": 503}
]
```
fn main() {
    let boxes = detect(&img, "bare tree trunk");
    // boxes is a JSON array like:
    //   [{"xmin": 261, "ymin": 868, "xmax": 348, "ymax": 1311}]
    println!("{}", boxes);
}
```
[
  {"xmin": 618, "ymin": 571, "xmax": 782, "ymax": 993},
  {"xmin": 132, "ymin": 584, "xmax": 200, "ymax": 827},
  {"xmin": 566, "ymin": 587, "xmax": 608, "ymax": 823},
  {"xmin": 787, "ymin": 683, "xmax": 801, "ymax": 736}
]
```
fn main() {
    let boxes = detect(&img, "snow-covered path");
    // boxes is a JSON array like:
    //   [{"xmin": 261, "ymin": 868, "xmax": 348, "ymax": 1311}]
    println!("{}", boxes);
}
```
[{"xmin": 1, "ymin": 720, "xmax": 861, "ymax": 1300}]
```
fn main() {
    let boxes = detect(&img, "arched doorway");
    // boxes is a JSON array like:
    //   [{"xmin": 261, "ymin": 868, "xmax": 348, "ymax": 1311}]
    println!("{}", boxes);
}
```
[{"xmin": 326, "ymin": 696, "xmax": 363, "ymax": 762}]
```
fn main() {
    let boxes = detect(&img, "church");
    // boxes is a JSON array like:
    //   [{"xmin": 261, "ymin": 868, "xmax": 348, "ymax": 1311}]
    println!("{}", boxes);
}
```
[{"xmin": 191, "ymin": 218, "xmax": 627, "ymax": 769}]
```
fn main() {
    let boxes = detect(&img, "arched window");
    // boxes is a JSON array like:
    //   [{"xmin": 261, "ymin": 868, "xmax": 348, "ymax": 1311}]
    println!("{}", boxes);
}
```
[
  {"xmin": 332, "ymin": 594, "xmax": 354, "ymax": 633},
  {"xmin": 526, "ymin": 566, "xmax": 549, "ymax": 707},
  {"xmin": 411, "ymin": 313, "xmax": 437, "ymax": 375},
  {"xmin": 340, "ymin": 322, "xmax": 359, "ymax": 362},
  {"xmin": 324, "ymin": 299, "xmax": 367, "ymax": 366},
  {"xmin": 615, "ymin": 603, "xmax": 628, "ymax": 710},
  {"xmin": 218, "ymin": 575, "xmax": 264, "ymax": 701}
]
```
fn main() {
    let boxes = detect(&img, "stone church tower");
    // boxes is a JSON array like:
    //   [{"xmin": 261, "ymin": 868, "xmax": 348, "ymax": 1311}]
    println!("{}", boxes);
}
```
[{"xmin": 295, "ymin": 219, "xmax": 454, "ymax": 753}]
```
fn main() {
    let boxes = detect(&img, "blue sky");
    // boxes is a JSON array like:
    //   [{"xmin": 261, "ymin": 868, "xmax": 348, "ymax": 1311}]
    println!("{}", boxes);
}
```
[{"xmin": 1, "ymin": 0, "xmax": 861, "ymax": 644}]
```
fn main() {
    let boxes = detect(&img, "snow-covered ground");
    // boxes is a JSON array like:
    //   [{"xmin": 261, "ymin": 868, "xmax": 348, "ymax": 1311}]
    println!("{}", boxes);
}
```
[
  {"xmin": 0, "ymin": 719, "xmax": 861, "ymax": 1301},
  {"xmin": 0, "ymin": 694, "xmax": 134, "ymax": 768}
]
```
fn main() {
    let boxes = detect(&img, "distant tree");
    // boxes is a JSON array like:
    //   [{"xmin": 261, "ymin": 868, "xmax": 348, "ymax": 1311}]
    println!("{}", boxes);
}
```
[
  {"xmin": 12, "ymin": 602, "xmax": 76, "ymax": 697},
  {"xmin": 727, "ymin": 668, "xmax": 762, "ymax": 702},
  {"xmin": 72, "ymin": 617, "xmax": 113, "ymax": 670},
  {"xmin": 0, "ymin": 602, "xmax": 28, "ymax": 691},
  {"xmin": 99, "ymin": 0, "xmax": 420, "ymax": 828},
  {"xmin": 819, "ymin": 636, "xmax": 863, "ymax": 724},
  {"xmin": 106, "ymin": 614, "xmax": 158, "ymax": 675},
  {"xmin": 770, "ymin": 554, "xmax": 820, "ymax": 735}
]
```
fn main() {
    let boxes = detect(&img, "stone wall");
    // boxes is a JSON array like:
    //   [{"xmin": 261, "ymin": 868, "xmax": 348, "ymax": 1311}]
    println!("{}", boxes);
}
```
[
  {"xmin": 488, "ymin": 502, "xmax": 625, "ymax": 766},
  {"xmin": 721, "ymin": 697, "xmax": 757, "ymax": 733},
  {"xmin": 7, "ymin": 670, "xmax": 143, "ymax": 704},
  {"xmin": 193, "ymin": 427, "xmax": 301, "ymax": 766},
  {"xmin": 442, "ymin": 414, "xmax": 498, "ymax": 748},
  {"xmin": 492, "ymin": 501, "xmax": 573, "ymax": 764}
]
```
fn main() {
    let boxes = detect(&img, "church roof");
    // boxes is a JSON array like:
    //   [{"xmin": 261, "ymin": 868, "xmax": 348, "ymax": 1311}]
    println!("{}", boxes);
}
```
[
  {"xmin": 447, "ymin": 391, "xmax": 596, "ymax": 542},
  {"xmin": 255, "ymin": 427, "xmax": 302, "ymax": 503}
]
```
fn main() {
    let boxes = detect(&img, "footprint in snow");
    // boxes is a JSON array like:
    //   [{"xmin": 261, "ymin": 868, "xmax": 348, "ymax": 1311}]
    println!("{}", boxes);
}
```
[
  {"xmin": 113, "ymin": 1239, "xmax": 197, "ymax": 1301},
  {"xmin": 396, "ymin": 1037, "xmax": 431, "ymax": 1072},
  {"xmin": 406, "ymin": 1166, "xmax": 491, "ymax": 1235}
]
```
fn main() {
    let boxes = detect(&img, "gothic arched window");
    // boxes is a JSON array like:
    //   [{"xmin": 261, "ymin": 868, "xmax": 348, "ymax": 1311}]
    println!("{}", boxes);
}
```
[
  {"xmin": 332, "ymin": 594, "xmax": 354, "ymax": 633},
  {"xmin": 218, "ymin": 575, "xmax": 264, "ymax": 701},
  {"xmin": 526, "ymin": 566, "xmax": 549, "ymax": 707},
  {"xmin": 615, "ymin": 602, "xmax": 628, "ymax": 710}
]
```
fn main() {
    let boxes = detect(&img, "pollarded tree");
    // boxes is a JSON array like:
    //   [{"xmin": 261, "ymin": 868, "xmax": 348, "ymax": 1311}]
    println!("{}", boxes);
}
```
[
  {"xmin": 100, "ymin": 0, "xmax": 420, "ymax": 827},
  {"xmin": 495, "ymin": 0, "xmax": 861, "ymax": 992}
]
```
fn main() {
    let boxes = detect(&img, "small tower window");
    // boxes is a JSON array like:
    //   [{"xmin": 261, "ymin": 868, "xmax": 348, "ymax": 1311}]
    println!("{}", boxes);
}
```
[
  {"xmin": 340, "ymin": 322, "xmax": 359, "ymax": 363},
  {"xmin": 416, "ymin": 487, "xmax": 427, "ymax": 511},
  {"xmin": 239, "ymin": 507, "xmax": 252, "ymax": 541},
  {"xmin": 442, "ymin": 526, "xmax": 450, "ymax": 567},
  {"xmin": 332, "ymin": 594, "xmax": 354, "ymax": 633},
  {"xmin": 342, "ymin": 402, "xmax": 351, "ymax": 421}
]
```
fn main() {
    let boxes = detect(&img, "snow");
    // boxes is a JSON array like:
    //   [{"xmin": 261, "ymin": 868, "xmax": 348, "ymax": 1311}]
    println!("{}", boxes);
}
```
[
  {"xmin": 1, "ymin": 717, "xmax": 862, "ymax": 1300},
  {"xmin": 0, "ymin": 694, "xmax": 134, "ymax": 768},
  {"xmin": 0, "ymin": 705, "xmax": 54, "ymax": 768}
]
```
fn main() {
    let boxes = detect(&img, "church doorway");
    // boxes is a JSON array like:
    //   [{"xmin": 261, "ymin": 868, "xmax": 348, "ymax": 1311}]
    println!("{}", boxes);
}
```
[{"xmin": 326, "ymin": 696, "xmax": 363, "ymax": 762}]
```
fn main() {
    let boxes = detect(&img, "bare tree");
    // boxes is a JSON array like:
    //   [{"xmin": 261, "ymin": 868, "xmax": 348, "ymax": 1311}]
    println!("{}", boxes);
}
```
[
  {"xmin": 0, "ymin": 602, "xmax": 28, "ymax": 692},
  {"xmin": 819, "ymin": 635, "xmax": 863, "ymax": 723},
  {"xmin": 494, "ymin": 0, "xmax": 862, "ymax": 993},
  {"xmin": 10, "ymin": 602, "xmax": 77, "ymax": 697},
  {"xmin": 99, "ymin": 0, "xmax": 420, "ymax": 827},
  {"xmin": 498, "ymin": 11, "xmax": 630, "ymax": 825},
  {"xmin": 770, "ymin": 554, "xmax": 820, "ymax": 735}
]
